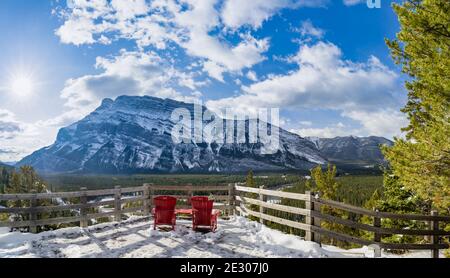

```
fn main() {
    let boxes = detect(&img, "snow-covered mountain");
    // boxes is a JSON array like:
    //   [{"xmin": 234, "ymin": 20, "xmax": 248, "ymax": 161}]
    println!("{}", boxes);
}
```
[
  {"xmin": 307, "ymin": 136, "xmax": 393, "ymax": 166},
  {"xmin": 18, "ymin": 96, "xmax": 326, "ymax": 174}
]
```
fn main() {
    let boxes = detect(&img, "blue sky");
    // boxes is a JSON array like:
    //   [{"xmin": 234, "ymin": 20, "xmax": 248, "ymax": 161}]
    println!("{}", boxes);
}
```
[{"xmin": 0, "ymin": 0, "xmax": 407, "ymax": 161}]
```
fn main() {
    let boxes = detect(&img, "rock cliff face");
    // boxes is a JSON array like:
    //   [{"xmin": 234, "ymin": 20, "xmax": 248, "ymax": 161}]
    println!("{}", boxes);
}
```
[{"xmin": 18, "ymin": 96, "xmax": 326, "ymax": 174}]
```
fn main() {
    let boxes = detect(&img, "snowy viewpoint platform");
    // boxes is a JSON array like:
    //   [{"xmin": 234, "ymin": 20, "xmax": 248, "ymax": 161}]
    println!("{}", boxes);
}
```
[
  {"xmin": 1, "ymin": 184, "xmax": 449, "ymax": 258},
  {"xmin": 0, "ymin": 216, "xmax": 439, "ymax": 258}
]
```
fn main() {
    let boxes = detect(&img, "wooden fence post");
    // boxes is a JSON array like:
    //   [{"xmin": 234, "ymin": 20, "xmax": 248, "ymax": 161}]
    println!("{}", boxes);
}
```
[
  {"xmin": 143, "ymin": 184, "xmax": 150, "ymax": 216},
  {"xmin": 373, "ymin": 210, "xmax": 381, "ymax": 244},
  {"xmin": 313, "ymin": 193, "xmax": 321, "ymax": 245},
  {"xmin": 305, "ymin": 191, "xmax": 314, "ymax": 242},
  {"xmin": 149, "ymin": 184, "xmax": 154, "ymax": 211},
  {"xmin": 187, "ymin": 183, "xmax": 193, "ymax": 205},
  {"xmin": 305, "ymin": 191, "xmax": 321, "ymax": 243},
  {"xmin": 114, "ymin": 186, "xmax": 122, "ymax": 222},
  {"xmin": 235, "ymin": 183, "xmax": 242, "ymax": 217},
  {"xmin": 372, "ymin": 209, "xmax": 382, "ymax": 258},
  {"xmin": 29, "ymin": 190, "xmax": 37, "ymax": 234},
  {"xmin": 259, "ymin": 186, "xmax": 265, "ymax": 224},
  {"xmin": 80, "ymin": 187, "xmax": 88, "ymax": 228},
  {"xmin": 228, "ymin": 183, "xmax": 235, "ymax": 216},
  {"xmin": 430, "ymin": 210, "xmax": 439, "ymax": 258}
]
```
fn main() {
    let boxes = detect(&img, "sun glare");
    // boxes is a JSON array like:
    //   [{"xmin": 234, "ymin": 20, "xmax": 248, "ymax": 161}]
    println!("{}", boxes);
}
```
[{"xmin": 9, "ymin": 74, "xmax": 35, "ymax": 98}]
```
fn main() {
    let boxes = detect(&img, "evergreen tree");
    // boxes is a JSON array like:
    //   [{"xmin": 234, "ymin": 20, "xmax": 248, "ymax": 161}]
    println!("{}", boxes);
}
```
[
  {"xmin": 307, "ymin": 165, "xmax": 357, "ymax": 247},
  {"xmin": 246, "ymin": 169, "xmax": 256, "ymax": 188},
  {"xmin": 0, "ymin": 167, "xmax": 10, "ymax": 187},
  {"xmin": 0, "ymin": 167, "xmax": 10, "ymax": 202},
  {"xmin": 5, "ymin": 166, "xmax": 47, "ymax": 195},
  {"xmin": 364, "ymin": 189, "xmax": 382, "ymax": 211},
  {"xmin": 363, "ymin": 171, "xmax": 428, "ymax": 250},
  {"xmin": 6, "ymin": 172, "xmax": 24, "ymax": 209},
  {"xmin": 306, "ymin": 164, "xmax": 340, "ymax": 200},
  {"xmin": 245, "ymin": 170, "xmax": 259, "ymax": 221},
  {"xmin": 4, "ymin": 166, "xmax": 51, "ymax": 229},
  {"xmin": 375, "ymin": 172, "xmax": 428, "ymax": 214},
  {"xmin": 383, "ymin": 0, "xmax": 450, "ymax": 212}
]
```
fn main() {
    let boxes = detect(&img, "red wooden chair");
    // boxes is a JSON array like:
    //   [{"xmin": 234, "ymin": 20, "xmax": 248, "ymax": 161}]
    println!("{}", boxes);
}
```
[
  {"xmin": 152, "ymin": 196, "xmax": 177, "ymax": 230},
  {"xmin": 191, "ymin": 196, "xmax": 220, "ymax": 232}
]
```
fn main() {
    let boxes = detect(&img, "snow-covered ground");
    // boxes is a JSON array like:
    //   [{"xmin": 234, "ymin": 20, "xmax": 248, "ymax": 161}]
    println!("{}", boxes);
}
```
[{"xmin": 0, "ymin": 216, "xmax": 438, "ymax": 258}]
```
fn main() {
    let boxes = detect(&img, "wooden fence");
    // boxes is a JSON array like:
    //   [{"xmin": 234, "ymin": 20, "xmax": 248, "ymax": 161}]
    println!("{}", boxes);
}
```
[
  {"xmin": 1, "ymin": 183, "xmax": 449, "ymax": 258},
  {"xmin": 0, "ymin": 184, "xmax": 231, "ymax": 233},
  {"xmin": 234, "ymin": 184, "xmax": 450, "ymax": 258},
  {"xmin": 0, "ymin": 185, "xmax": 147, "ymax": 232}
]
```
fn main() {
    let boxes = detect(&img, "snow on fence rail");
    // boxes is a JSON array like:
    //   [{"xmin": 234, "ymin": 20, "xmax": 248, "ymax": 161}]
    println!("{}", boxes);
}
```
[
  {"xmin": 234, "ymin": 185, "xmax": 450, "ymax": 258},
  {"xmin": 1, "ymin": 183, "xmax": 449, "ymax": 258}
]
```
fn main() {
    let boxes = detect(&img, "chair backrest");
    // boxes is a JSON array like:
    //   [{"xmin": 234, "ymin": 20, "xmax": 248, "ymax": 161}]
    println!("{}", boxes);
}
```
[
  {"xmin": 154, "ymin": 196, "xmax": 177, "ymax": 209},
  {"xmin": 191, "ymin": 196, "xmax": 214, "ymax": 225},
  {"xmin": 154, "ymin": 196, "xmax": 177, "ymax": 224}
]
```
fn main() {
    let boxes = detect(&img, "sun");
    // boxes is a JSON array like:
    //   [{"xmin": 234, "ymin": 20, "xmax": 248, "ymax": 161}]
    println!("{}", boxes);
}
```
[{"xmin": 9, "ymin": 74, "xmax": 35, "ymax": 98}]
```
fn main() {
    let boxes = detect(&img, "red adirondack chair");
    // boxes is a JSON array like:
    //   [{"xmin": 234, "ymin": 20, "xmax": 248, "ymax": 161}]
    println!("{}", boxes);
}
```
[
  {"xmin": 152, "ymin": 196, "xmax": 177, "ymax": 230},
  {"xmin": 191, "ymin": 196, "xmax": 220, "ymax": 232}
]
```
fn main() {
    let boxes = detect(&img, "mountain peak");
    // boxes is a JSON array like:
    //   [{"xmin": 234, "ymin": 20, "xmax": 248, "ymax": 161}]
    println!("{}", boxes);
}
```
[
  {"xmin": 307, "ymin": 136, "xmax": 393, "ymax": 167},
  {"xmin": 101, "ymin": 98, "xmax": 114, "ymax": 107},
  {"xmin": 18, "ymin": 95, "xmax": 326, "ymax": 174}
]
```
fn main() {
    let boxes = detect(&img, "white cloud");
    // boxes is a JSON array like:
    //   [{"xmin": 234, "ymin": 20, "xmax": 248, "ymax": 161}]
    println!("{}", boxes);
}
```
[
  {"xmin": 0, "ymin": 109, "xmax": 21, "ymax": 136},
  {"xmin": 55, "ymin": 0, "xmax": 273, "ymax": 80},
  {"xmin": 173, "ymin": 11, "xmax": 270, "ymax": 81},
  {"xmin": 55, "ymin": 0, "xmax": 112, "ymax": 45},
  {"xmin": 299, "ymin": 121, "xmax": 312, "ymax": 126},
  {"xmin": 291, "ymin": 109, "xmax": 407, "ymax": 139},
  {"xmin": 0, "ymin": 110, "xmax": 57, "ymax": 161},
  {"xmin": 110, "ymin": 0, "xmax": 150, "ymax": 20},
  {"xmin": 188, "ymin": 34, "xmax": 269, "ymax": 81},
  {"xmin": 342, "ymin": 109, "xmax": 407, "ymax": 138},
  {"xmin": 176, "ymin": 72, "xmax": 209, "ymax": 91},
  {"xmin": 207, "ymin": 41, "xmax": 404, "ymax": 138},
  {"xmin": 246, "ymin": 70, "xmax": 259, "ymax": 81},
  {"xmin": 291, "ymin": 122, "xmax": 360, "ymax": 138},
  {"xmin": 342, "ymin": 0, "xmax": 367, "ymax": 6},
  {"xmin": 208, "ymin": 42, "xmax": 398, "ymax": 111},
  {"xmin": 203, "ymin": 62, "xmax": 227, "ymax": 82},
  {"xmin": 221, "ymin": 0, "xmax": 328, "ymax": 29},
  {"xmin": 342, "ymin": 0, "xmax": 365, "ymax": 6},
  {"xmin": 56, "ymin": 17, "xmax": 96, "ymax": 45},
  {"xmin": 295, "ymin": 19, "xmax": 324, "ymax": 38},
  {"xmin": 59, "ymin": 50, "xmax": 204, "ymax": 117}
]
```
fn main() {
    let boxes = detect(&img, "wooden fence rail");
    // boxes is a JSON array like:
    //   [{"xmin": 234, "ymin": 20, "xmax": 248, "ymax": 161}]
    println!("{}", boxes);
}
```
[
  {"xmin": 234, "ymin": 185, "xmax": 450, "ymax": 258},
  {"xmin": 1, "ymin": 183, "xmax": 449, "ymax": 258},
  {"xmin": 0, "ymin": 184, "xmax": 231, "ymax": 231},
  {"xmin": 0, "ymin": 185, "xmax": 147, "ymax": 229}
]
